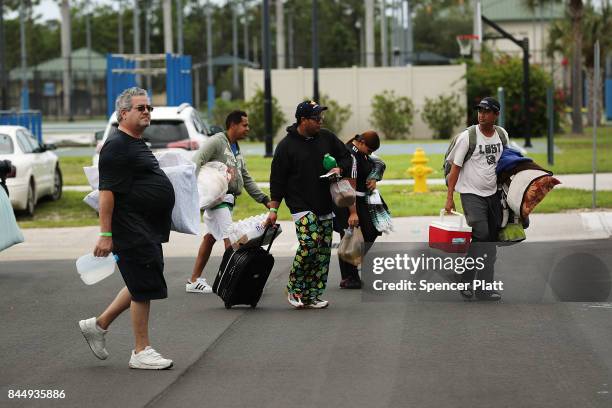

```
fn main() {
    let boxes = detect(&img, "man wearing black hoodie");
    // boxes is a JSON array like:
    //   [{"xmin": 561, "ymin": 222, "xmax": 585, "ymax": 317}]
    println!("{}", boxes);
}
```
[{"xmin": 265, "ymin": 101, "xmax": 352, "ymax": 309}]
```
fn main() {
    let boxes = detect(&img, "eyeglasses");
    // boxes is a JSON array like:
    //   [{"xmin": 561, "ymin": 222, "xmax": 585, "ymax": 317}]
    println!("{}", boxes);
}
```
[
  {"xmin": 308, "ymin": 116, "xmax": 323, "ymax": 123},
  {"xmin": 133, "ymin": 104, "xmax": 154, "ymax": 113}
]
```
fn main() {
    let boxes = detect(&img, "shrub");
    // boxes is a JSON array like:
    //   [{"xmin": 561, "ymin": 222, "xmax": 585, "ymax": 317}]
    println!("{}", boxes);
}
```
[
  {"xmin": 243, "ymin": 89, "xmax": 287, "ymax": 141},
  {"xmin": 466, "ymin": 54, "xmax": 562, "ymax": 137},
  {"xmin": 210, "ymin": 97, "xmax": 244, "ymax": 129},
  {"xmin": 302, "ymin": 94, "xmax": 351, "ymax": 136},
  {"xmin": 369, "ymin": 90, "xmax": 415, "ymax": 140},
  {"xmin": 421, "ymin": 93, "xmax": 465, "ymax": 139}
]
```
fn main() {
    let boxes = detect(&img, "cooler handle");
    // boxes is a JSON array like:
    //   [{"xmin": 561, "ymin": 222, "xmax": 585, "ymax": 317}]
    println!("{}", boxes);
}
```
[{"xmin": 439, "ymin": 209, "xmax": 467, "ymax": 229}]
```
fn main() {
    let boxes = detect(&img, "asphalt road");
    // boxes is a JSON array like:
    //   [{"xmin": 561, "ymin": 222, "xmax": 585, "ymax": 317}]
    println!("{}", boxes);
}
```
[{"xmin": 1, "ymin": 240, "xmax": 612, "ymax": 407}]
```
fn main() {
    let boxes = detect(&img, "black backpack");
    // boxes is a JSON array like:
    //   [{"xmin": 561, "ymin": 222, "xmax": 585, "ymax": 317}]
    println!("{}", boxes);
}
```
[{"xmin": 443, "ymin": 125, "xmax": 508, "ymax": 185}]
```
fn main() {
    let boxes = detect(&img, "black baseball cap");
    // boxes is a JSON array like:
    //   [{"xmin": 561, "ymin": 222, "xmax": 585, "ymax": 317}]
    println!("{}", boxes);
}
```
[
  {"xmin": 475, "ymin": 97, "xmax": 500, "ymax": 113},
  {"xmin": 295, "ymin": 100, "xmax": 328, "ymax": 119}
]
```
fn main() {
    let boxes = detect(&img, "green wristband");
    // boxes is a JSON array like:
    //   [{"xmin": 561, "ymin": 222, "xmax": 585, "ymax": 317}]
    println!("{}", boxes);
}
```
[
  {"xmin": 269, "ymin": 208, "xmax": 278, "ymax": 213},
  {"xmin": 99, "ymin": 232, "xmax": 112, "ymax": 237}
]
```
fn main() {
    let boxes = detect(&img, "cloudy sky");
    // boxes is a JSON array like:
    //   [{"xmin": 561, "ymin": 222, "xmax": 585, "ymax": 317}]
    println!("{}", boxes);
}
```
[
  {"xmin": 7, "ymin": 0, "xmax": 606, "ymax": 22},
  {"xmin": 6, "ymin": 0, "xmax": 224, "ymax": 21}
]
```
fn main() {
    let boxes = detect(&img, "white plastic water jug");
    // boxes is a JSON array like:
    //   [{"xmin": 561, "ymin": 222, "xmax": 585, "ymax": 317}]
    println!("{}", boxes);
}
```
[{"xmin": 76, "ymin": 253, "xmax": 119, "ymax": 285}]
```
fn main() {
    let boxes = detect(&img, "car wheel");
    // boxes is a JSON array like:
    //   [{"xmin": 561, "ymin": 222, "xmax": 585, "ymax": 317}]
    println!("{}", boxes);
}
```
[
  {"xmin": 51, "ymin": 166, "xmax": 63, "ymax": 201},
  {"xmin": 24, "ymin": 179, "xmax": 35, "ymax": 216}
]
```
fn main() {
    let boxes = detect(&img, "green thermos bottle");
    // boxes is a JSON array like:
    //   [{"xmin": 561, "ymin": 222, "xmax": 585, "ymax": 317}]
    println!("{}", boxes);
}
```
[{"xmin": 323, "ymin": 154, "xmax": 337, "ymax": 171}]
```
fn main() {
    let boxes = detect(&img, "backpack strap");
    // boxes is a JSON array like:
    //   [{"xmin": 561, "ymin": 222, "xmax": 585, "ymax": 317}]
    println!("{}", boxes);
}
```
[
  {"xmin": 463, "ymin": 125, "xmax": 478, "ymax": 163},
  {"xmin": 494, "ymin": 125, "xmax": 508, "ymax": 147}
]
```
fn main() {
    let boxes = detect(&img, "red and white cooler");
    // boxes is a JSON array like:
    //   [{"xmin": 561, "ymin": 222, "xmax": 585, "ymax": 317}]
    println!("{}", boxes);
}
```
[{"xmin": 428, "ymin": 210, "xmax": 472, "ymax": 253}]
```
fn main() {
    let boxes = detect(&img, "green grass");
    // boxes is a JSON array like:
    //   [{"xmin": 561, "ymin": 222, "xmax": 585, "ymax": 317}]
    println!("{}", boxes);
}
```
[
  {"xmin": 16, "ymin": 191, "xmax": 99, "ymax": 228},
  {"xmin": 59, "ymin": 129, "xmax": 612, "ymax": 185},
  {"xmin": 17, "ymin": 185, "xmax": 612, "ymax": 228},
  {"xmin": 60, "ymin": 156, "xmax": 93, "ymax": 186}
]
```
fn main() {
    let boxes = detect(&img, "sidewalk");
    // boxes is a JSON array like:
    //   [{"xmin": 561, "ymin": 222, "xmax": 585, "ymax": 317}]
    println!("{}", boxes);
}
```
[{"xmin": 2, "ymin": 212, "xmax": 610, "ymax": 262}]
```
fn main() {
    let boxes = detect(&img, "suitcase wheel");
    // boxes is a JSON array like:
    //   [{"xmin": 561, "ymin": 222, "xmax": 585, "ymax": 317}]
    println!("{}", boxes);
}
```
[
  {"xmin": 250, "ymin": 303, "xmax": 257, "ymax": 308},
  {"xmin": 224, "ymin": 302, "xmax": 232, "ymax": 309}
]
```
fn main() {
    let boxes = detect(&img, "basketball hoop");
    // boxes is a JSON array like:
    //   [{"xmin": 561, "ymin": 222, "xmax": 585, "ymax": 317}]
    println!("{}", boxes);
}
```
[{"xmin": 456, "ymin": 34, "xmax": 479, "ymax": 57}]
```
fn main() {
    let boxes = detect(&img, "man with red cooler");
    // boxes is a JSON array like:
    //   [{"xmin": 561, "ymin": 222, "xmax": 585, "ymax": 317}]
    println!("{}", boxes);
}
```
[{"xmin": 445, "ymin": 97, "xmax": 508, "ymax": 301}]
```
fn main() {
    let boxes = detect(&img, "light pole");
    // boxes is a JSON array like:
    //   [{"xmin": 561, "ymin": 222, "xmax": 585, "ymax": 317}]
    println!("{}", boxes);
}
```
[
  {"xmin": 163, "ymin": 0, "xmax": 173, "ymax": 54},
  {"xmin": 19, "ymin": 0, "xmax": 28, "ymax": 110},
  {"xmin": 0, "ymin": 0, "xmax": 8, "ymax": 109},
  {"xmin": 312, "ymin": 0, "xmax": 319, "ymax": 102},
  {"xmin": 176, "ymin": 0, "xmax": 184, "ymax": 54},
  {"xmin": 145, "ymin": 0, "xmax": 152, "ymax": 92},
  {"xmin": 287, "ymin": 11, "xmax": 293, "ymax": 68},
  {"xmin": 232, "ymin": 2, "xmax": 239, "ymax": 96},
  {"xmin": 243, "ymin": 1, "xmax": 249, "ymax": 62},
  {"xmin": 133, "ymin": 0, "xmax": 141, "ymax": 85},
  {"xmin": 365, "ymin": 0, "xmax": 374, "ymax": 67},
  {"xmin": 206, "ymin": 1, "xmax": 214, "ymax": 120},
  {"xmin": 263, "ymin": 0, "xmax": 273, "ymax": 156},
  {"xmin": 86, "ymin": 9, "xmax": 93, "ymax": 116},
  {"xmin": 60, "ymin": 0, "xmax": 72, "ymax": 119},
  {"xmin": 355, "ymin": 19, "xmax": 363, "ymax": 67},
  {"xmin": 118, "ymin": 0, "xmax": 124, "ymax": 53},
  {"xmin": 380, "ymin": 0, "xmax": 387, "ymax": 67},
  {"xmin": 276, "ymin": 0, "xmax": 285, "ymax": 69}
]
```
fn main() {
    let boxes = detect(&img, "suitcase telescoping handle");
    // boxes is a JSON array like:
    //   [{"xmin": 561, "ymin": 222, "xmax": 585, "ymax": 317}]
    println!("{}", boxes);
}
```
[
  {"xmin": 258, "ymin": 223, "xmax": 281, "ymax": 252},
  {"xmin": 439, "ymin": 209, "xmax": 467, "ymax": 229}
]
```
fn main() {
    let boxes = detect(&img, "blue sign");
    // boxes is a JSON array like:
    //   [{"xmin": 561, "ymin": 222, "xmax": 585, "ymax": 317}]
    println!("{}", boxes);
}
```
[{"xmin": 43, "ymin": 82, "xmax": 56, "ymax": 96}]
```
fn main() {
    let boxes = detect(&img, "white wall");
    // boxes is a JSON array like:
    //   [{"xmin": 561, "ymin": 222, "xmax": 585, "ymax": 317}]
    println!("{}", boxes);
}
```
[{"xmin": 243, "ymin": 65, "xmax": 467, "ymax": 141}]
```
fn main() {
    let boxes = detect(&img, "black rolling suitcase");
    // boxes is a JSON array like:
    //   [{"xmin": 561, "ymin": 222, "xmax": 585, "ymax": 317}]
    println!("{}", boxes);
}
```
[{"xmin": 212, "ymin": 224, "xmax": 280, "ymax": 309}]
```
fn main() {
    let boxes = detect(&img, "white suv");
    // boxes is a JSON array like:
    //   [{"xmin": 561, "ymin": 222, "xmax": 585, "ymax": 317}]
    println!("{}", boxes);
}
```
[{"xmin": 93, "ymin": 103, "xmax": 213, "ymax": 165}]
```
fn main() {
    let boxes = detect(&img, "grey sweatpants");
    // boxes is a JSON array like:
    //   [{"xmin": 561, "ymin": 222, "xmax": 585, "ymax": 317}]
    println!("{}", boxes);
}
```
[{"xmin": 459, "ymin": 193, "xmax": 502, "ymax": 285}]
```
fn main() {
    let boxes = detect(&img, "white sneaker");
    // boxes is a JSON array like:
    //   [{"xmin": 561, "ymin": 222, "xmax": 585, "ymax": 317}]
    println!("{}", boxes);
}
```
[
  {"xmin": 286, "ymin": 292, "xmax": 305, "ymax": 309},
  {"xmin": 78, "ymin": 317, "xmax": 109, "ymax": 360},
  {"xmin": 186, "ymin": 277, "xmax": 213, "ymax": 294},
  {"xmin": 129, "ymin": 346, "xmax": 173, "ymax": 370},
  {"xmin": 306, "ymin": 298, "xmax": 329, "ymax": 309}
]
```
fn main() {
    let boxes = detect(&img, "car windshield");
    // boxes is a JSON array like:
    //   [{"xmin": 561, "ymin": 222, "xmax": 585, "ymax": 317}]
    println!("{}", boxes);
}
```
[
  {"xmin": 0, "ymin": 134, "xmax": 14, "ymax": 154},
  {"xmin": 111, "ymin": 120, "xmax": 189, "ymax": 148}
]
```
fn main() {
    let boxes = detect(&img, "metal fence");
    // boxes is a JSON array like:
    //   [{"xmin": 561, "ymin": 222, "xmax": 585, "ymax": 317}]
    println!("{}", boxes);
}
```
[
  {"xmin": 0, "ymin": 110, "xmax": 43, "ymax": 143},
  {"xmin": 7, "ymin": 68, "xmax": 107, "ymax": 118}
]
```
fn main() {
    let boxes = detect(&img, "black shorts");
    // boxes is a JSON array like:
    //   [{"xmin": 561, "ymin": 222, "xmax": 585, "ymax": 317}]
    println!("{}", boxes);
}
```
[{"xmin": 115, "ymin": 243, "xmax": 167, "ymax": 301}]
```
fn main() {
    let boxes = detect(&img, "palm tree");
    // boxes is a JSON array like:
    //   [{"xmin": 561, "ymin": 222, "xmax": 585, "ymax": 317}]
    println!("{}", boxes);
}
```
[
  {"xmin": 545, "ymin": 1, "xmax": 610, "ymax": 127},
  {"xmin": 525, "ymin": 0, "xmax": 583, "ymax": 134}
]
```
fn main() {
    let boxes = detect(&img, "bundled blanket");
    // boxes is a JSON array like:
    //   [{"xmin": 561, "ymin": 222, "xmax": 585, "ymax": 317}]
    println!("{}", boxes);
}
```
[{"xmin": 496, "ymin": 148, "xmax": 561, "ymax": 220}]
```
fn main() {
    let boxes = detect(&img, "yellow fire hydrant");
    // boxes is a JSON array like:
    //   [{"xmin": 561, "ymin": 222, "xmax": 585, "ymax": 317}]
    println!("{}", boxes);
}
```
[{"xmin": 407, "ymin": 148, "xmax": 433, "ymax": 193}]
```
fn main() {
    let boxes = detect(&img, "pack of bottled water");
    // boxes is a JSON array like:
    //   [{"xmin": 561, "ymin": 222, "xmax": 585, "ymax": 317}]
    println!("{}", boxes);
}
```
[{"xmin": 227, "ymin": 213, "xmax": 281, "ymax": 249}]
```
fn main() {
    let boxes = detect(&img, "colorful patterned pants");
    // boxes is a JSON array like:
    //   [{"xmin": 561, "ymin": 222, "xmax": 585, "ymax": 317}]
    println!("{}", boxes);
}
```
[{"xmin": 287, "ymin": 212, "xmax": 333, "ymax": 302}]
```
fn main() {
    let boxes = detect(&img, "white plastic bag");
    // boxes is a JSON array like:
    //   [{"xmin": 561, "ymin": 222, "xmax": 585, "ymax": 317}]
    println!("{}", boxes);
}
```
[
  {"xmin": 82, "ymin": 151, "xmax": 201, "ymax": 235},
  {"xmin": 198, "ymin": 161, "xmax": 231, "ymax": 210},
  {"xmin": 227, "ymin": 213, "xmax": 282, "ymax": 249},
  {"xmin": 330, "ymin": 179, "xmax": 356, "ymax": 208},
  {"xmin": 337, "ymin": 227, "xmax": 364, "ymax": 266},
  {"xmin": 84, "ymin": 189, "xmax": 100, "ymax": 212},
  {"xmin": 0, "ymin": 187, "xmax": 24, "ymax": 252},
  {"xmin": 83, "ymin": 166, "xmax": 99, "ymax": 189}
]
